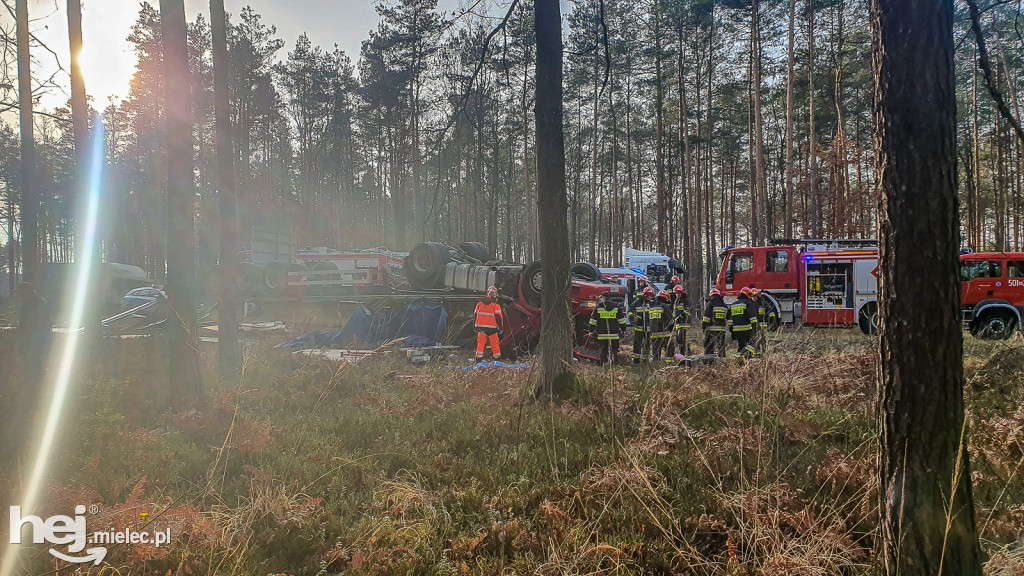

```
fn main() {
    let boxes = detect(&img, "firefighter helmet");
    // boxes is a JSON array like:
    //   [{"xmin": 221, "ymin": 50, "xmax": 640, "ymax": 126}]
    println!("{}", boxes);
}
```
[
  {"xmin": 710, "ymin": 288, "xmax": 722, "ymax": 297},
  {"xmin": 673, "ymin": 284, "xmax": 685, "ymax": 294},
  {"xmin": 671, "ymin": 275, "xmax": 680, "ymax": 284},
  {"xmin": 487, "ymin": 286, "xmax": 498, "ymax": 298},
  {"xmin": 749, "ymin": 288, "xmax": 760, "ymax": 297},
  {"xmin": 643, "ymin": 286, "xmax": 656, "ymax": 298},
  {"xmin": 740, "ymin": 287, "xmax": 752, "ymax": 297},
  {"xmin": 658, "ymin": 289, "xmax": 670, "ymax": 300},
  {"xmin": 637, "ymin": 277, "xmax": 648, "ymax": 285}
]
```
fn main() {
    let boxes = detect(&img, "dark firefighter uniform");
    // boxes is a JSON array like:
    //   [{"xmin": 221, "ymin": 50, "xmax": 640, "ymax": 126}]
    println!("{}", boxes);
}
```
[
  {"xmin": 629, "ymin": 289, "xmax": 654, "ymax": 363},
  {"xmin": 588, "ymin": 297, "xmax": 627, "ymax": 364},
  {"xmin": 752, "ymin": 291, "xmax": 774, "ymax": 355},
  {"xmin": 648, "ymin": 292, "xmax": 674, "ymax": 362},
  {"xmin": 702, "ymin": 291, "xmax": 729, "ymax": 357},
  {"xmin": 729, "ymin": 292, "xmax": 758, "ymax": 358},
  {"xmin": 474, "ymin": 292, "xmax": 504, "ymax": 361},
  {"xmin": 671, "ymin": 288, "xmax": 691, "ymax": 357},
  {"xmin": 630, "ymin": 278, "xmax": 650, "ymax": 303}
]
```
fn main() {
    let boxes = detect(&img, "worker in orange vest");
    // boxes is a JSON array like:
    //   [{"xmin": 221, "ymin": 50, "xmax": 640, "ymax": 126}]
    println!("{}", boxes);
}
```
[{"xmin": 474, "ymin": 286, "xmax": 504, "ymax": 362}]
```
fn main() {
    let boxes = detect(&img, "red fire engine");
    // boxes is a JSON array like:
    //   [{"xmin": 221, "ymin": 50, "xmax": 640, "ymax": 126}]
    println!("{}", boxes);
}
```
[
  {"xmin": 716, "ymin": 241, "xmax": 1024, "ymax": 339},
  {"xmin": 960, "ymin": 251, "xmax": 1024, "ymax": 339},
  {"xmin": 714, "ymin": 239, "xmax": 880, "ymax": 333}
]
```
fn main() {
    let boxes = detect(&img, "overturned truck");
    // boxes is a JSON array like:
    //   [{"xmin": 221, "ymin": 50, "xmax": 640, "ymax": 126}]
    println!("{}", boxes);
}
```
[{"xmin": 403, "ymin": 242, "xmax": 626, "ymax": 356}]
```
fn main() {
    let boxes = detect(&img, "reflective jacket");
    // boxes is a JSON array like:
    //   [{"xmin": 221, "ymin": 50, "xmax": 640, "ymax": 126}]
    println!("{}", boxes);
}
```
[
  {"xmin": 672, "ymin": 294, "xmax": 691, "ymax": 329},
  {"xmin": 755, "ymin": 297, "xmax": 776, "ymax": 328},
  {"xmin": 729, "ymin": 296, "xmax": 758, "ymax": 333},
  {"xmin": 648, "ymin": 298, "xmax": 674, "ymax": 338},
  {"xmin": 589, "ymin": 301, "xmax": 627, "ymax": 340},
  {"xmin": 703, "ymin": 296, "xmax": 729, "ymax": 332},
  {"xmin": 474, "ymin": 298, "xmax": 504, "ymax": 330},
  {"xmin": 629, "ymin": 297, "xmax": 652, "ymax": 332}
]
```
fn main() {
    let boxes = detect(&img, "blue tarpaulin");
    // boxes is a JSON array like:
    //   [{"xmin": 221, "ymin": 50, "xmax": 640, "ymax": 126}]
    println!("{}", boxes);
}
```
[{"xmin": 281, "ymin": 300, "xmax": 448, "ymax": 349}]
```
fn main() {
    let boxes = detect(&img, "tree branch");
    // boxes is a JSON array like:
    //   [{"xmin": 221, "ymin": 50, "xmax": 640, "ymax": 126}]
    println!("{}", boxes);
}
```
[{"xmin": 965, "ymin": 0, "xmax": 1024, "ymax": 145}]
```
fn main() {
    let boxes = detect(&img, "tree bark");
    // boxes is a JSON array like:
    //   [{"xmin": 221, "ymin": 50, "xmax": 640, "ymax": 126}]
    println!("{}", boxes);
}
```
[
  {"xmin": 162, "ymin": 0, "xmax": 203, "ymax": 405},
  {"xmin": 211, "ymin": 0, "xmax": 240, "ymax": 374},
  {"xmin": 16, "ymin": 0, "xmax": 38, "ymax": 284},
  {"xmin": 872, "ymin": 0, "xmax": 983, "ymax": 573},
  {"xmin": 808, "ymin": 0, "xmax": 819, "ymax": 238},
  {"xmin": 784, "ymin": 0, "xmax": 795, "ymax": 239},
  {"xmin": 534, "ymin": 0, "xmax": 573, "ymax": 399},
  {"xmin": 751, "ymin": 0, "xmax": 767, "ymax": 245}
]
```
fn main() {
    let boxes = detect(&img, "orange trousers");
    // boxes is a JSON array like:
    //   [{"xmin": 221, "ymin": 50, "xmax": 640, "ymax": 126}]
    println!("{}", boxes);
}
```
[{"xmin": 475, "ymin": 331, "xmax": 501, "ymax": 359}]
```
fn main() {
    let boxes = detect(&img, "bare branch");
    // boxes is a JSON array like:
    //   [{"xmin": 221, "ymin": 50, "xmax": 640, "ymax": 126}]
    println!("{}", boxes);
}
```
[{"xmin": 965, "ymin": 0, "xmax": 1024, "ymax": 145}]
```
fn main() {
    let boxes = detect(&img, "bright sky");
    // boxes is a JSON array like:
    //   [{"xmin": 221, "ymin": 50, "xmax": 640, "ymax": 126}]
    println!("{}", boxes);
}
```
[{"xmin": 25, "ymin": 0, "xmax": 473, "ymax": 109}]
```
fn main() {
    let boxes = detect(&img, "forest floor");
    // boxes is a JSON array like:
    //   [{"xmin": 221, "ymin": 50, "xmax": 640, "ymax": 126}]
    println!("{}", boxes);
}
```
[{"xmin": 1, "ymin": 329, "xmax": 1024, "ymax": 575}]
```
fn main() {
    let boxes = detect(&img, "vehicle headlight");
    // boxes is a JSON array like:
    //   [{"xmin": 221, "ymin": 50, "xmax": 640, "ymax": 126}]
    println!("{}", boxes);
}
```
[{"xmin": 585, "ymin": 300, "xmax": 598, "ymax": 308}]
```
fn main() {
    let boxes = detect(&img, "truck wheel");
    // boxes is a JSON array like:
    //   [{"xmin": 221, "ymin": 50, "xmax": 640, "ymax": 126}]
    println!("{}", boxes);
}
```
[
  {"xmin": 405, "ymin": 242, "xmax": 451, "ymax": 290},
  {"xmin": 237, "ymin": 262, "xmax": 262, "ymax": 296},
  {"xmin": 261, "ymin": 262, "xmax": 288, "ymax": 297},
  {"xmin": 763, "ymin": 298, "xmax": 782, "ymax": 332},
  {"xmin": 522, "ymin": 261, "xmax": 543, "ymax": 308},
  {"xmin": 858, "ymin": 302, "xmax": 879, "ymax": 335},
  {"xmin": 571, "ymin": 262, "xmax": 603, "ymax": 282},
  {"xmin": 458, "ymin": 242, "xmax": 490, "ymax": 263},
  {"xmin": 974, "ymin": 310, "xmax": 1017, "ymax": 340}
]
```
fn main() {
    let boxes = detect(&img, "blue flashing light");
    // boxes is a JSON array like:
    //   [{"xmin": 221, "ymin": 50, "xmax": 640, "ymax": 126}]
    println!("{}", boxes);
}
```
[{"xmin": 804, "ymin": 253, "xmax": 814, "ymax": 261}]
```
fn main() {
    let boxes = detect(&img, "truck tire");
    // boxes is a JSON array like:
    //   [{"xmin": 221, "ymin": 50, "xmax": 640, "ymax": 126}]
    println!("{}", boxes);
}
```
[
  {"xmin": 522, "ymin": 261, "xmax": 543, "ymax": 308},
  {"xmin": 858, "ymin": 302, "xmax": 878, "ymax": 335},
  {"xmin": 261, "ymin": 262, "xmax": 288, "ymax": 297},
  {"xmin": 571, "ymin": 262, "xmax": 602, "ymax": 282},
  {"xmin": 972, "ymin": 309, "xmax": 1017, "ymax": 340},
  {"xmin": 762, "ymin": 297, "xmax": 782, "ymax": 332},
  {"xmin": 458, "ymin": 241, "xmax": 490, "ymax": 263},
  {"xmin": 237, "ymin": 262, "xmax": 262, "ymax": 296},
  {"xmin": 405, "ymin": 242, "xmax": 452, "ymax": 290}
]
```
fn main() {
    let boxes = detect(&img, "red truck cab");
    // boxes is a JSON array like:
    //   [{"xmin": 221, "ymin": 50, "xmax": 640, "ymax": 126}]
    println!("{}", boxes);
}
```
[{"xmin": 960, "ymin": 252, "xmax": 1024, "ymax": 339}]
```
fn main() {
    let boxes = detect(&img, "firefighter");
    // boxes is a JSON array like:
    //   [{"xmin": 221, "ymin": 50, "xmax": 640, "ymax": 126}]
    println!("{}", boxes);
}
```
[
  {"xmin": 630, "ymin": 276, "xmax": 650, "ymax": 302},
  {"xmin": 474, "ymin": 286, "xmax": 504, "ymax": 362},
  {"xmin": 649, "ymin": 290, "xmax": 674, "ymax": 362},
  {"xmin": 588, "ymin": 291, "xmax": 627, "ymax": 365},
  {"xmin": 671, "ymin": 284, "xmax": 692, "ymax": 356},
  {"xmin": 630, "ymin": 286, "xmax": 655, "ymax": 364},
  {"xmin": 729, "ymin": 287, "xmax": 758, "ymax": 358},
  {"xmin": 702, "ymin": 288, "xmax": 729, "ymax": 357},
  {"xmin": 750, "ymin": 288, "xmax": 772, "ymax": 355}
]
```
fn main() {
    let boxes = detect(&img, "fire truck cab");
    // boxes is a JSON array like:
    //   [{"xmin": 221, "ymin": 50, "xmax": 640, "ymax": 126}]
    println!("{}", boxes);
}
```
[
  {"xmin": 714, "ymin": 240, "xmax": 880, "ymax": 333},
  {"xmin": 961, "ymin": 252, "xmax": 1024, "ymax": 339}
]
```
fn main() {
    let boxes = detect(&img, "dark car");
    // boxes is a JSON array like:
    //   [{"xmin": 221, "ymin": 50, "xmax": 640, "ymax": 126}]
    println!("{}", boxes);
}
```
[{"xmin": 122, "ymin": 286, "xmax": 166, "ymax": 312}]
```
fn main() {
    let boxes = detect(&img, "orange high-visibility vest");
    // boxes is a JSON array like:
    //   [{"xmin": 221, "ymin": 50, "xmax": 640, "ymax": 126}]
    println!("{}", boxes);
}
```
[{"xmin": 475, "ymin": 300, "xmax": 504, "ymax": 329}]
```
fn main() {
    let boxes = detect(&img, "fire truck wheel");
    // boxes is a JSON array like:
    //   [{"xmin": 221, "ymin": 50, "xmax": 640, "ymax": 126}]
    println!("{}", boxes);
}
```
[
  {"xmin": 858, "ymin": 302, "xmax": 878, "ymax": 335},
  {"xmin": 571, "ymin": 262, "xmax": 603, "ymax": 282},
  {"xmin": 973, "ymin": 310, "xmax": 1017, "ymax": 340},
  {"xmin": 763, "ymin": 298, "xmax": 782, "ymax": 331},
  {"xmin": 522, "ymin": 261, "xmax": 543, "ymax": 308},
  {"xmin": 405, "ymin": 242, "xmax": 451, "ymax": 290}
]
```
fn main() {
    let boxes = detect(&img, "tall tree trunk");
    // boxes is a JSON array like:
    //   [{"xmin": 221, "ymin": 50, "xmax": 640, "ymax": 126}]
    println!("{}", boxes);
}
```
[
  {"xmin": 784, "ymin": 0, "xmax": 796, "ymax": 239},
  {"xmin": 211, "ymin": 0, "xmax": 239, "ymax": 374},
  {"xmin": 654, "ymin": 2, "xmax": 667, "ymax": 254},
  {"xmin": 16, "ymin": 0, "xmax": 37, "ymax": 284},
  {"xmin": 162, "ymin": 0, "xmax": 202, "ymax": 405},
  {"xmin": 808, "ymin": 0, "xmax": 820, "ymax": 237},
  {"xmin": 752, "ymin": 0, "xmax": 767, "ymax": 245},
  {"xmin": 534, "ymin": 0, "xmax": 573, "ymax": 399},
  {"xmin": 972, "ymin": 48, "xmax": 981, "ymax": 250},
  {"xmin": 872, "ymin": 0, "xmax": 983, "ymax": 573}
]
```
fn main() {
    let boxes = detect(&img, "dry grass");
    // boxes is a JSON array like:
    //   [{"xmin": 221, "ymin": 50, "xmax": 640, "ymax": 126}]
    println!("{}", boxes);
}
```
[{"xmin": 0, "ymin": 330, "xmax": 1021, "ymax": 575}]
